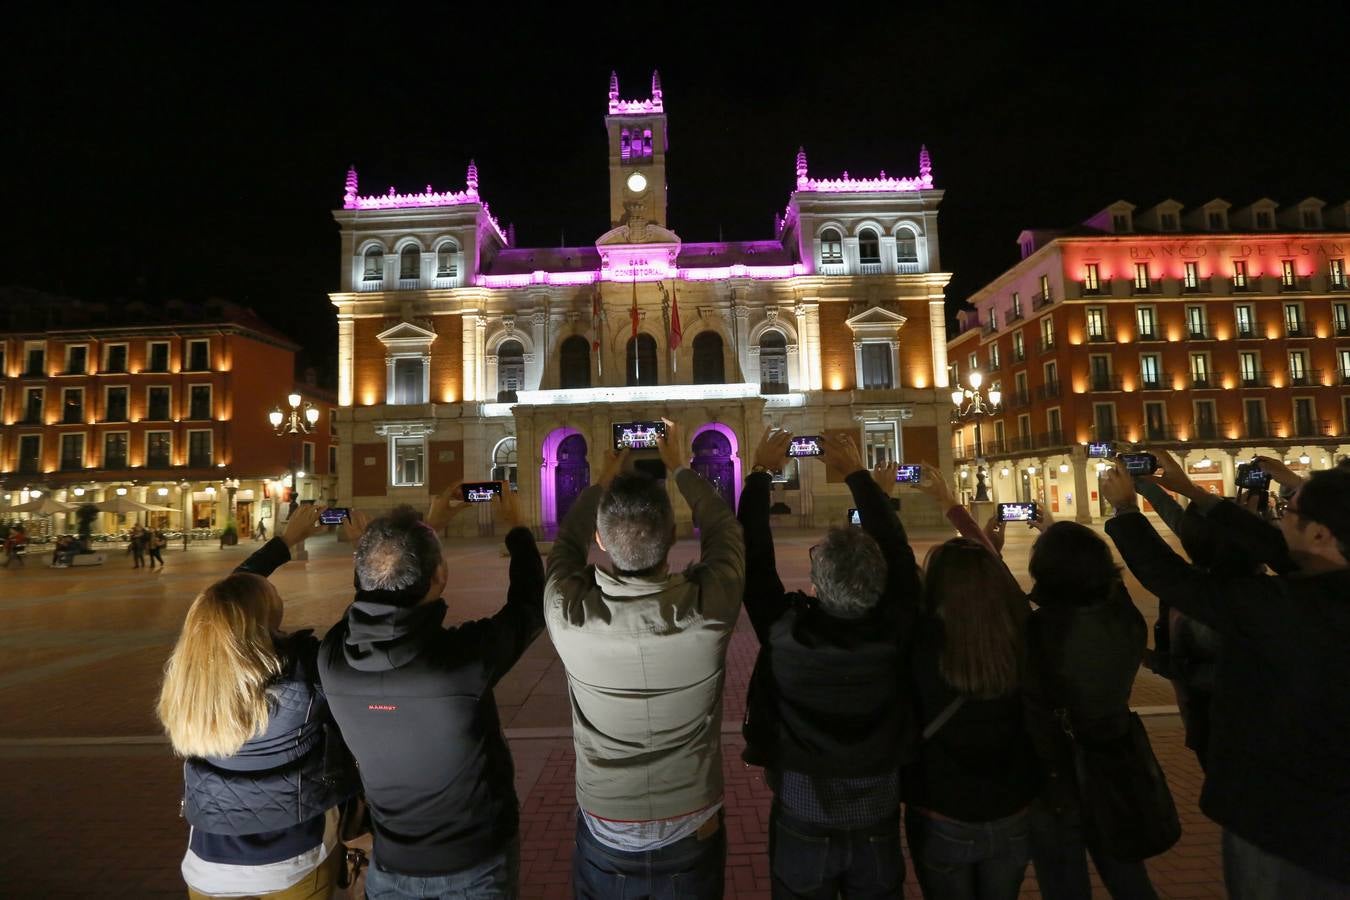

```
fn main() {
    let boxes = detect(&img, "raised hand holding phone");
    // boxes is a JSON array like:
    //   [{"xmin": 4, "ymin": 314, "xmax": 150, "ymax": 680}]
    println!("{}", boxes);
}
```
[
  {"xmin": 822, "ymin": 433, "xmax": 866, "ymax": 480},
  {"xmin": 1138, "ymin": 447, "xmax": 1201, "ymax": 499},
  {"xmin": 495, "ymin": 481, "xmax": 524, "ymax": 530},
  {"xmin": 282, "ymin": 505, "xmax": 325, "ymax": 549},
  {"xmin": 752, "ymin": 425, "xmax": 794, "ymax": 472},
  {"xmin": 871, "ymin": 461, "xmax": 898, "ymax": 496},
  {"xmin": 915, "ymin": 462, "xmax": 955, "ymax": 508},
  {"xmin": 656, "ymin": 417, "xmax": 685, "ymax": 473}
]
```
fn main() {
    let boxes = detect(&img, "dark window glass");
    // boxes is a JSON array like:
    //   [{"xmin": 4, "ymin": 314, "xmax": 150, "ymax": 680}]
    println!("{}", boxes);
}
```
[
  {"xmin": 190, "ymin": 386, "xmax": 211, "ymax": 419},
  {"xmin": 147, "ymin": 433, "xmax": 171, "ymax": 468},
  {"xmin": 148, "ymin": 343, "xmax": 169, "ymax": 373},
  {"xmin": 106, "ymin": 388, "xmax": 128, "ymax": 422},
  {"xmin": 692, "ymin": 332, "xmax": 725, "ymax": 384},
  {"xmin": 559, "ymin": 336, "xmax": 591, "ymax": 389},
  {"xmin": 19, "ymin": 435, "xmax": 41, "ymax": 473},
  {"xmin": 104, "ymin": 433, "xmax": 128, "ymax": 469},
  {"xmin": 626, "ymin": 334, "xmax": 658, "ymax": 387},
  {"xmin": 60, "ymin": 434, "xmax": 84, "ymax": 471},
  {"xmin": 188, "ymin": 341, "xmax": 209, "ymax": 371},
  {"xmin": 106, "ymin": 345, "xmax": 128, "ymax": 373}
]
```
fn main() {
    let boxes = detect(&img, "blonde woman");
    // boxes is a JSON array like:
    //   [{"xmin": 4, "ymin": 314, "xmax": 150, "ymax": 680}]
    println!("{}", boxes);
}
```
[{"xmin": 159, "ymin": 506, "xmax": 357, "ymax": 899}]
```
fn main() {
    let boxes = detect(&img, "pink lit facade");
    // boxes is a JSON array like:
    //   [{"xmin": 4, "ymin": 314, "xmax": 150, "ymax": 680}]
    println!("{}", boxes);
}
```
[
  {"xmin": 331, "ymin": 72, "xmax": 955, "ymax": 534},
  {"xmin": 948, "ymin": 197, "xmax": 1350, "ymax": 522}
]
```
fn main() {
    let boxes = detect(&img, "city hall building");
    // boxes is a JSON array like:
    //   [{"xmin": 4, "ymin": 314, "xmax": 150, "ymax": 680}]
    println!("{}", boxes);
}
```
[
  {"xmin": 948, "ymin": 197, "xmax": 1350, "ymax": 522},
  {"xmin": 331, "ymin": 72, "xmax": 955, "ymax": 533}
]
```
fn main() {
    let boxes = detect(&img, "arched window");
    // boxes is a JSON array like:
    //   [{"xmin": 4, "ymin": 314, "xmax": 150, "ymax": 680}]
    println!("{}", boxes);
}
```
[
  {"xmin": 820, "ymin": 228, "xmax": 843, "ymax": 264},
  {"xmin": 491, "ymin": 437, "xmax": 518, "ymax": 490},
  {"xmin": 559, "ymin": 335, "xmax": 591, "ymax": 389},
  {"xmin": 626, "ymin": 334, "xmax": 658, "ymax": 386},
  {"xmin": 436, "ymin": 242, "xmax": 458, "ymax": 277},
  {"xmin": 399, "ymin": 246, "xmax": 420, "ymax": 281},
  {"xmin": 497, "ymin": 340, "xmax": 524, "ymax": 402},
  {"xmin": 692, "ymin": 331, "xmax": 725, "ymax": 384},
  {"xmin": 759, "ymin": 330, "xmax": 788, "ymax": 394},
  {"xmin": 858, "ymin": 228, "xmax": 881, "ymax": 265},
  {"xmin": 363, "ymin": 247, "xmax": 383, "ymax": 281},
  {"xmin": 895, "ymin": 228, "xmax": 918, "ymax": 263}
]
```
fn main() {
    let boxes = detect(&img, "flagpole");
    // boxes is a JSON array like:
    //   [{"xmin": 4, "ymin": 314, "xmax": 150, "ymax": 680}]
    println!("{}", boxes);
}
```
[{"xmin": 632, "ymin": 274, "xmax": 639, "ymax": 384}]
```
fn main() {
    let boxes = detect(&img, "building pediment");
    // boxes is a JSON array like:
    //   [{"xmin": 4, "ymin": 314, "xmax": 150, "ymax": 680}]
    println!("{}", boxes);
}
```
[
  {"xmin": 595, "ymin": 225, "xmax": 683, "ymax": 281},
  {"xmin": 845, "ymin": 306, "xmax": 909, "ymax": 329},
  {"xmin": 376, "ymin": 321, "xmax": 438, "ymax": 348}
]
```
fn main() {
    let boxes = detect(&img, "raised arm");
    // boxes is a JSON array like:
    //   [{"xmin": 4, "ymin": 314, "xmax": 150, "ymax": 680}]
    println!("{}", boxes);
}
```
[
  {"xmin": 660, "ymin": 419, "xmax": 745, "ymax": 607},
  {"xmin": 233, "ymin": 505, "xmax": 323, "ymax": 580},
  {"xmin": 912, "ymin": 462, "xmax": 999, "ymax": 556},
  {"xmin": 476, "ymin": 488, "xmax": 547, "ymax": 684},
  {"xmin": 545, "ymin": 449, "xmax": 626, "ymax": 598},
  {"xmin": 737, "ymin": 427, "xmax": 791, "ymax": 640}
]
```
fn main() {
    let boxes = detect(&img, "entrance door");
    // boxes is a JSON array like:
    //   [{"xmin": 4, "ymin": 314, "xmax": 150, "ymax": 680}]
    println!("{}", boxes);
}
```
[
  {"xmin": 555, "ymin": 434, "xmax": 590, "ymax": 523},
  {"xmin": 691, "ymin": 430, "xmax": 735, "ymax": 509}
]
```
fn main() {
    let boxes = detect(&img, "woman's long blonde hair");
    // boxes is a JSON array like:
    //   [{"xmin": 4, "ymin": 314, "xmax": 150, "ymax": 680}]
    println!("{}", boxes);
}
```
[
  {"xmin": 924, "ymin": 538, "xmax": 1024, "ymax": 699},
  {"xmin": 157, "ymin": 573, "xmax": 283, "ymax": 759}
]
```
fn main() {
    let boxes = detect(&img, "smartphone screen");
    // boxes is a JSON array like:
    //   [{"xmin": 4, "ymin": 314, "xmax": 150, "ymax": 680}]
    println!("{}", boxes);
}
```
[
  {"xmin": 1119, "ymin": 453, "xmax": 1159, "ymax": 476},
  {"xmin": 319, "ymin": 507, "xmax": 349, "ymax": 526},
  {"xmin": 847, "ymin": 507, "xmax": 861, "ymax": 526},
  {"xmin": 998, "ymin": 501, "xmax": 1037, "ymax": 523},
  {"xmin": 895, "ymin": 464, "xmax": 923, "ymax": 484},
  {"xmin": 612, "ymin": 421, "xmax": 666, "ymax": 451},
  {"xmin": 787, "ymin": 435, "xmax": 823, "ymax": 458},
  {"xmin": 461, "ymin": 481, "xmax": 502, "ymax": 503},
  {"xmin": 1087, "ymin": 442, "xmax": 1112, "ymax": 459}
]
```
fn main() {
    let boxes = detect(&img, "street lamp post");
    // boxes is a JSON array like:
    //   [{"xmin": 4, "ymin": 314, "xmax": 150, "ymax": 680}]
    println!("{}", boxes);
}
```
[
  {"xmin": 269, "ymin": 392, "xmax": 321, "ymax": 560},
  {"xmin": 950, "ymin": 371, "xmax": 1002, "ymax": 501}
]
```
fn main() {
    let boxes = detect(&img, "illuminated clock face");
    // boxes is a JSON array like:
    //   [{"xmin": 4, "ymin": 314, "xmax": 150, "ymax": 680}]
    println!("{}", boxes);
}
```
[{"xmin": 626, "ymin": 172, "xmax": 648, "ymax": 193}]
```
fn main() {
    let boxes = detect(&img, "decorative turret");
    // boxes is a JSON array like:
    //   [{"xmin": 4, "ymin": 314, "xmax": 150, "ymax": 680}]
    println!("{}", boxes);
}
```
[
  {"xmin": 919, "ymin": 144, "xmax": 932, "ymax": 186},
  {"xmin": 609, "ymin": 71, "xmax": 619, "ymax": 104},
  {"xmin": 651, "ymin": 69, "xmax": 662, "ymax": 102},
  {"xmin": 506, "ymin": 222, "xmax": 517, "ymax": 247},
  {"xmin": 344, "ymin": 166, "xmax": 358, "ymax": 206},
  {"xmin": 466, "ymin": 159, "xmax": 479, "ymax": 197},
  {"xmin": 795, "ymin": 147, "xmax": 809, "ymax": 188}
]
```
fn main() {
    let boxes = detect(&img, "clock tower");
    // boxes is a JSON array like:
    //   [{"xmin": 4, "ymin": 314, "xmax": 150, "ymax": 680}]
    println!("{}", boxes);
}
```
[{"xmin": 605, "ymin": 70, "xmax": 668, "ymax": 228}]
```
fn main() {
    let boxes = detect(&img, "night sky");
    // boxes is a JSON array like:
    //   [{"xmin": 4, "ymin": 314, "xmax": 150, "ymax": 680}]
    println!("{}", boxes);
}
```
[{"xmin": 5, "ymin": 6, "xmax": 1348, "ymax": 384}]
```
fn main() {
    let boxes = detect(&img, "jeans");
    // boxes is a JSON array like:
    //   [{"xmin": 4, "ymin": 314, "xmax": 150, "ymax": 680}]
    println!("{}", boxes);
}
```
[
  {"xmin": 1223, "ymin": 829, "xmax": 1350, "ymax": 900},
  {"xmin": 905, "ymin": 808, "xmax": 1029, "ymax": 900},
  {"xmin": 1029, "ymin": 801, "xmax": 1158, "ymax": 900},
  {"xmin": 364, "ymin": 837, "xmax": 519, "ymax": 900},
  {"xmin": 769, "ymin": 803, "xmax": 903, "ymax": 899},
  {"xmin": 573, "ymin": 809, "xmax": 727, "ymax": 899}
]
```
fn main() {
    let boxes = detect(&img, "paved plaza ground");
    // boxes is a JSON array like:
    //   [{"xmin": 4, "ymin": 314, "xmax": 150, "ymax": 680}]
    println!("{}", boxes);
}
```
[{"xmin": 0, "ymin": 518, "xmax": 1225, "ymax": 898}]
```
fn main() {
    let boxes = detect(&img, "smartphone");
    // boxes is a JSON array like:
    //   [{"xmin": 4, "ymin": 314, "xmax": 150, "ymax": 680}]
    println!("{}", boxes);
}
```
[
  {"xmin": 461, "ymin": 481, "xmax": 503, "ymax": 503},
  {"xmin": 1087, "ymin": 441, "xmax": 1113, "ymax": 459},
  {"xmin": 895, "ymin": 464, "xmax": 923, "ymax": 484},
  {"xmin": 787, "ymin": 435, "xmax": 824, "ymax": 458},
  {"xmin": 998, "ymin": 501, "xmax": 1038, "ymax": 523},
  {"xmin": 613, "ymin": 421, "xmax": 666, "ymax": 451},
  {"xmin": 1118, "ymin": 452, "xmax": 1159, "ymax": 476},
  {"xmin": 1236, "ymin": 462, "xmax": 1272, "ymax": 491},
  {"xmin": 319, "ymin": 507, "xmax": 349, "ymax": 526},
  {"xmin": 847, "ymin": 508, "xmax": 862, "ymax": 526}
]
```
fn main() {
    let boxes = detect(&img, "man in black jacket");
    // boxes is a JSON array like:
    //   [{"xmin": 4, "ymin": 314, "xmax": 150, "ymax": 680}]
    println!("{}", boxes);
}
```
[
  {"xmin": 318, "ymin": 485, "xmax": 544, "ymax": 899},
  {"xmin": 1101, "ymin": 462, "xmax": 1350, "ymax": 898},
  {"xmin": 738, "ymin": 428, "xmax": 920, "ymax": 899}
]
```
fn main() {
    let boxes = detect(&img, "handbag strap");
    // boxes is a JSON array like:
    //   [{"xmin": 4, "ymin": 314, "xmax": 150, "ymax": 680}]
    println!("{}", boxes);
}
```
[{"xmin": 922, "ymin": 694, "xmax": 967, "ymax": 742}]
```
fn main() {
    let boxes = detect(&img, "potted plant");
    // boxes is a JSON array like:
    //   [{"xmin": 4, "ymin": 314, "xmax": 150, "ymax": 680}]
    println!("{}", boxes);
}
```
[
  {"xmin": 219, "ymin": 520, "xmax": 239, "ymax": 548},
  {"xmin": 76, "ymin": 504, "xmax": 99, "ymax": 553}
]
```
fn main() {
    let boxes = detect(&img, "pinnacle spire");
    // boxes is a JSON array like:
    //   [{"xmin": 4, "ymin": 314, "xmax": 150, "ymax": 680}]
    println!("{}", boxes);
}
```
[
  {"xmin": 919, "ymin": 144, "xmax": 932, "ymax": 183},
  {"xmin": 651, "ymin": 69, "xmax": 662, "ymax": 98},
  {"xmin": 609, "ymin": 71, "xmax": 619, "ymax": 101},
  {"xmin": 466, "ymin": 159, "xmax": 479, "ymax": 195},
  {"xmin": 795, "ymin": 147, "xmax": 809, "ymax": 187},
  {"xmin": 344, "ymin": 165, "xmax": 359, "ymax": 205}
]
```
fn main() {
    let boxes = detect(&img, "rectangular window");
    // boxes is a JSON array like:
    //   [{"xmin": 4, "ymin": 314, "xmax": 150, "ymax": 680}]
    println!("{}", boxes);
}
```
[
  {"xmin": 1086, "ymin": 307, "xmax": 1107, "ymax": 340},
  {"xmin": 1014, "ymin": 371, "xmax": 1029, "ymax": 403},
  {"xmin": 1084, "ymin": 263, "xmax": 1100, "ymax": 292},
  {"xmin": 1289, "ymin": 351, "xmax": 1309, "ymax": 385},
  {"xmin": 1018, "ymin": 414, "xmax": 1032, "ymax": 438},
  {"xmin": 25, "ymin": 343, "xmax": 45, "ymax": 376},
  {"xmin": 23, "ymin": 387, "xmax": 43, "ymax": 424},
  {"xmin": 1293, "ymin": 398, "xmax": 1316, "ymax": 435},
  {"xmin": 1281, "ymin": 260, "xmax": 1296, "ymax": 288},
  {"xmin": 1183, "ymin": 261, "xmax": 1199, "ymax": 290},
  {"xmin": 392, "ymin": 358, "xmax": 427, "ymax": 405},
  {"xmin": 65, "ymin": 345, "xmax": 88, "ymax": 374},
  {"xmin": 895, "ymin": 234, "xmax": 918, "ymax": 263},
  {"xmin": 968, "ymin": 353, "xmax": 978, "ymax": 371},
  {"xmin": 987, "ymin": 306, "xmax": 999, "ymax": 330},
  {"xmin": 186, "ymin": 340, "xmax": 210, "ymax": 371},
  {"xmin": 1133, "ymin": 263, "xmax": 1150, "ymax": 291},
  {"xmin": 1190, "ymin": 353, "xmax": 1211, "ymax": 387},
  {"xmin": 104, "ymin": 432, "xmax": 128, "ymax": 469},
  {"xmin": 62, "ymin": 388, "xmax": 84, "ymax": 424},
  {"xmin": 189, "ymin": 385, "xmax": 212, "ymax": 420},
  {"xmin": 989, "ymin": 343, "xmax": 1001, "ymax": 370},
  {"xmin": 1336, "ymin": 303, "xmax": 1350, "ymax": 336},
  {"xmin": 1161, "ymin": 212, "xmax": 1178, "ymax": 231},
  {"xmin": 1256, "ymin": 210, "xmax": 1273, "ymax": 229},
  {"xmin": 1010, "ymin": 292, "xmax": 1022, "ymax": 319},
  {"xmin": 1235, "ymin": 304, "xmax": 1255, "ymax": 338},
  {"xmin": 60, "ymin": 434, "xmax": 84, "ymax": 471},
  {"xmin": 1135, "ymin": 306, "xmax": 1156, "ymax": 339},
  {"xmin": 1233, "ymin": 260, "xmax": 1249, "ymax": 289},
  {"xmin": 860, "ymin": 343, "xmax": 894, "ymax": 389},
  {"xmin": 1194, "ymin": 399, "xmax": 1219, "ymax": 439},
  {"xmin": 19, "ymin": 435, "xmax": 41, "ymax": 474},
  {"xmin": 1284, "ymin": 303, "xmax": 1303, "ymax": 336},
  {"xmin": 1240, "ymin": 351, "xmax": 1260, "ymax": 385},
  {"xmin": 1093, "ymin": 403, "xmax": 1117, "ymax": 441},
  {"xmin": 1140, "ymin": 354, "xmax": 1161, "ymax": 389},
  {"xmin": 1332, "ymin": 259, "xmax": 1347, "ymax": 289},
  {"xmin": 1186, "ymin": 305, "xmax": 1207, "ymax": 338},
  {"xmin": 864, "ymin": 421, "xmax": 899, "ymax": 468},
  {"xmin": 328, "ymin": 445, "xmax": 338, "ymax": 474},
  {"xmin": 329, "ymin": 409, "xmax": 338, "ymax": 436},
  {"xmin": 1038, "ymin": 274, "xmax": 1051, "ymax": 304},
  {"xmin": 1208, "ymin": 212, "xmax": 1224, "ymax": 230},
  {"xmin": 302, "ymin": 442, "xmax": 315, "ymax": 474},
  {"xmin": 1339, "ymin": 348, "xmax": 1350, "ymax": 383},
  {"xmin": 392, "ymin": 436, "xmax": 425, "ymax": 486},
  {"xmin": 188, "ymin": 431, "xmax": 213, "ymax": 467},
  {"xmin": 1044, "ymin": 360, "xmax": 1059, "ymax": 395},
  {"xmin": 1089, "ymin": 355, "xmax": 1112, "ymax": 391},
  {"xmin": 1143, "ymin": 401, "xmax": 1168, "ymax": 441},
  {"xmin": 0, "ymin": 346, "xmax": 5, "ymax": 376},
  {"xmin": 105, "ymin": 386, "xmax": 128, "ymax": 422},
  {"xmin": 1012, "ymin": 331, "xmax": 1025, "ymax": 360},
  {"xmin": 1047, "ymin": 408, "xmax": 1063, "ymax": 444},
  {"xmin": 146, "ymin": 432, "xmax": 172, "ymax": 468},
  {"xmin": 147, "ymin": 387, "xmax": 171, "ymax": 421},
  {"xmin": 993, "ymin": 420, "xmax": 1006, "ymax": 451},
  {"xmin": 105, "ymin": 344, "xmax": 128, "ymax": 373},
  {"xmin": 1040, "ymin": 317, "xmax": 1055, "ymax": 350},
  {"xmin": 147, "ymin": 342, "xmax": 170, "ymax": 373}
]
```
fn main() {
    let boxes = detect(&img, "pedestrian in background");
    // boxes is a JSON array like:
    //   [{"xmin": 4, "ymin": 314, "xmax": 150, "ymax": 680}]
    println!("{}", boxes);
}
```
[{"xmin": 149, "ymin": 529, "xmax": 167, "ymax": 569}]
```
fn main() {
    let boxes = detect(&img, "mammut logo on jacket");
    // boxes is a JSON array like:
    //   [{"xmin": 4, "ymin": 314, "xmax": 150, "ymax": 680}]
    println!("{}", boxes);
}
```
[{"xmin": 367, "ymin": 704, "xmax": 398, "ymax": 711}]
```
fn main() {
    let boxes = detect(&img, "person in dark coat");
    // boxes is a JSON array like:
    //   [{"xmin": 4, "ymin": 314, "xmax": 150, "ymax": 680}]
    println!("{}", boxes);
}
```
[
  {"xmin": 1102, "ymin": 461, "xmax": 1350, "ymax": 898},
  {"xmin": 1021, "ymin": 521, "xmax": 1160, "ymax": 900},
  {"xmin": 157, "ymin": 505, "xmax": 354, "ymax": 899},
  {"xmin": 128, "ymin": 524, "xmax": 146, "ymax": 568},
  {"xmin": 318, "ymin": 484, "xmax": 544, "ymax": 900},
  {"xmin": 738, "ymin": 429, "xmax": 920, "ymax": 899}
]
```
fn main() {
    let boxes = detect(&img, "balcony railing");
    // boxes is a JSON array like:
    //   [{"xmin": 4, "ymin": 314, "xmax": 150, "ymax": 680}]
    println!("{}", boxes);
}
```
[
  {"xmin": 1243, "ymin": 420, "xmax": 1282, "ymax": 440},
  {"xmin": 1137, "ymin": 329, "xmax": 1160, "ymax": 341},
  {"xmin": 188, "ymin": 454, "xmax": 213, "ymax": 468},
  {"xmin": 1005, "ymin": 435, "xmax": 1036, "ymax": 453},
  {"xmin": 1012, "ymin": 347, "xmax": 1026, "ymax": 362},
  {"xmin": 23, "ymin": 367, "xmax": 45, "ymax": 378},
  {"xmin": 1330, "ymin": 278, "xmax": 1348, "ymax": 292},
  {"xmin": 359, "ymin": 277, "xmax": 384, "ymax": 292},
  {"xmin": 982, "ymin": 321, "xmax": 999, "ymax": 335},
  {"xmin": 1191, "ymin": 420, "xmax": 1229, "ymax": 441},
  {"xmin": 398, "ymin": 277, "xmax": 421, "ymax": 290},
  {"xmin": 1339, "ymin": 367, "xmax": 1350, "ymax": 385},
  {"xmin": 1289, "ymin": 369, "xmax": 1322, "ymax": 387},
  {"xmin": 1038, "ymin": 336, "xmax": 1057, "ymax": 353},
  {"xmin": 1182, "ymin": 277, "xmax": 1213, "ymax": 293},
  {"xmin": 60, "ymin": 456, "xmax": 83, "ymax": 472},
  {"xmin": 1007, "ymin": 308, "xmax": 1025, "ymax": 323},
  {"xmin": 1089, "ymin": 374, "xmax": 1123, "ymax": 392},
  {"xmin": 1336, "ymin": 322, "xmax": 1350, "ymax": 337},
  {"xmin": 1089, "ymin": 424, "xmax": 1120, "ymax": 442},
  {"xmin": 146, "ymin": 454, "xmax": 171, "ymax": 469},
  {"xmin": 1004, "ymin": 389, "xmax": 1032, "ymax": 409},
  {"xmin": 22, "ymin": 412, "xmax": 43, "ymax": 425},
  {"xmin": 1081, "ymin": 281, "xmax": 1108, "ymax": 296},
  {"xmin": 1130, "ymin": 281, "xmax": 1161, "ymax": 295},
  {"xmin": 1187, "ymin": 325, "xmax": 1211, "ymax": 340},
  {"xmin": 105, "ymin": 455, "xmax": 128, "ymax": 470},
  {"xmin": 1140, "ymin": 372, "xmax": 1172, "ymax": 391},
  {"xmin": 62, "ymin": 407, "xmax": 84, "ymax": 424},
  {"xmin": 1037, "ymin": 430, "xmax": 1069, "ymax": 449},
  {"xmin": 987, "ymin": 358, "xmax": 1002, "ymax": 373},
  {"xmin": 1240, "ymin": 370, "xmax": 1271, "ymax": 388},
  {"xmin": 1190, "ymin": 371, "xmax": 1224, "ymax": 389},
  {"xmin": 1086, "ymin": 331, "xmax": 1111, "ymax": 343},
  {"xmin": 1292, "ymin": 418, "xmax": 1331, "ymax": 437},
  {"xmin": 1033, "ymin": 291, "xmax": 1053, "ymax": 310},
  {"xmin": 1036, "ymin": 380, "xmax": 1061, "ymax": 400},
  {"xmin": 1237, "ymin": 326, "xmax": 1258, "ymax": 339},
  {"xmin": 1285, "ymin": 323, "xmax": 1310, "ymax": 338},
  {"xmin": 1142, "ymin": 423, "xmax": 1181, "ymax": 442},
  {"xmin": 1233, "ymin": 277, "xmax": 1259, "ymax": 292},
  {"xmin": 858, "ymin": 262, "xmax": 884, "ymax": 275},
  {"xmin": 1280, "ymin": 276, "xmax": 1312, "ymax": 292},
  {"xmin": 18, "ymin": 460, "xmax": 40, "ymax": 474}
]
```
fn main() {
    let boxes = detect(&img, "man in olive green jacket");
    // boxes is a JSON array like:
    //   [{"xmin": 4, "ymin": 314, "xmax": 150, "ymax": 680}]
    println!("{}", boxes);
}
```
[{"xmin": 545, "ymin": 419, "xmax": 745, "ymax": 899}]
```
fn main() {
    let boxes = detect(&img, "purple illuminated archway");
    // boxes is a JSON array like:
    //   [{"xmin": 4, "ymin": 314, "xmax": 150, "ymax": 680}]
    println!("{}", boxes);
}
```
[
  {"xmin": 541, "ymin": 427, "xmax": 588, "ymax": 529},
  {"xmin": 690, "ymin": 422, "xmax": 742, "ymax": 511}
]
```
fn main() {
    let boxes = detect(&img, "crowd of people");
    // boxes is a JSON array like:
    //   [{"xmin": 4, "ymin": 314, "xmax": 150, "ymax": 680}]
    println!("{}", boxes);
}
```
[
  {"xmin": 155, "ymin": 421, "xmax": 1350, "ymax": 900},
  {"xmin": 128, "ymin": 524, "xmax": 168, "ymax": 569}
]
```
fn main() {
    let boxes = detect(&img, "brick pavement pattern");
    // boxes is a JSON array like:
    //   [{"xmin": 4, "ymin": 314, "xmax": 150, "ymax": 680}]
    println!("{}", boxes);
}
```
[{"xmin": 0, "ymin": 519, "xmax": 1226, "ymax": 897}]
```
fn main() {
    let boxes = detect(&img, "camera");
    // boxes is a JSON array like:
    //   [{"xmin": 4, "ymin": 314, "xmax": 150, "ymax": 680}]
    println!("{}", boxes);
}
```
[
  {"xmin": 895, "ymin": 464, "xmax": 923, "ymax": 484},
  {"xmin": 319, "ymin": 507, "xmax": 349, "ymax": 526},
  {"xmin": 1087, "ymin": 441, "xmax": 1113, "ymax": 459},
  {"xmin": 787, "ymin": 435, "xmax": 824, "ymax": 458},
  {"xmin": 1237, "ymin": 461, "xmax": 1272, "ymax": 491},
  {"xmin": 847, "ymin": 507, "xmax": 861, "ymax": 526},
  {"xmin": 612, "ymin": 421, "xmax": 666, "ymax": 451},
  {"xmin": 1119, "ymin": 452, "xmax": 1159, "ymax": 476},
  {"xmin": 998, "ymin": 501, "xmax": 1038, "ymax": 523},
  {"xmin": 461, "ymin": 481, "xmax": 502, "ymax": 503}
]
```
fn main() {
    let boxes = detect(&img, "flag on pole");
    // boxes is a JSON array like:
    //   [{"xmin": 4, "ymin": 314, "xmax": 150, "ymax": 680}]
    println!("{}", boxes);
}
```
[
  {"xmin": 631, "ymin": 276, "xmax": 640, "ymax": 383},
  {"xmin": 592, "ymin": 287, "xmax": 603, "ymax": 377},
  {"xmin": 630, "ymin": 276, "xmax": 640, "ymax": 340},
  {"xmin": 669, "ymin": 286, "xmax": 683, "ymax": 373}
]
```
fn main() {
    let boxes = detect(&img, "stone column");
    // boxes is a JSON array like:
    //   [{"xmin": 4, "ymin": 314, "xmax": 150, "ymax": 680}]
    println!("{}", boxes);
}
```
[
  {"xmin": 475, "ymin": 316, "xmax": 488, "ymax": 404},
  {"xmin": 462, "ymin": 315, "xmax": 478, "ymax": 401},
  {"xmin": 733, "ymin": 304, "xmax": 751, "ymax": 382},
  {"xmin": 1071, "ymin": 445, "xmax": 1092, "ymax": 523},
  {"xmin": 805, "ymin": 303, "xmax": 823, "ymax": 390},
  {"xmin": 794, "ymin": 301, "xmax": 812, "ymax": 388},
  {"xmin": 337, "ymin": 316, "xmax": 354, "ymax": 407},
  {"xmin": 930, "ymin": 300, "xmax": 951, "ymax": 388},
  {"xmin": 530, "ymin": 310, "xmax": 548, "ymax": 391}
]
